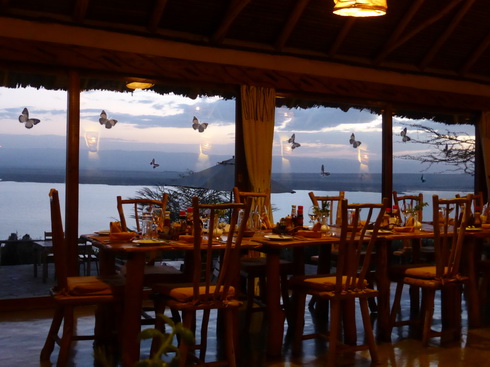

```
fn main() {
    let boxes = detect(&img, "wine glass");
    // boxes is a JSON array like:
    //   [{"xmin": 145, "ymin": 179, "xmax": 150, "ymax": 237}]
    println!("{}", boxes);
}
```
[{"xmin": 308, "ymin": 206, "xmax": 319, "ymax": 224}]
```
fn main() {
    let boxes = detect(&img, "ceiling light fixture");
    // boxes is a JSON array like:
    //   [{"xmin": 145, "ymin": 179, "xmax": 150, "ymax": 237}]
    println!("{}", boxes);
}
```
[
  {"xmin": 333, "ymin": 0, "xmax": 387, "ymax": 17},
  {"xmin": 125, "ymin": 81, "xmax": 155, "ymax": 90}
]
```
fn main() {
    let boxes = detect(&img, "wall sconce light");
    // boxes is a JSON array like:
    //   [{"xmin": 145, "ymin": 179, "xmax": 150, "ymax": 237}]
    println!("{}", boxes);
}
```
[
  {"xmin": 333, "ymin": 0, "xmax": 387, "ymax": 17},
  {"xmin": 125, "ymin": 81, "xmax": 155, "ymax": 90}
]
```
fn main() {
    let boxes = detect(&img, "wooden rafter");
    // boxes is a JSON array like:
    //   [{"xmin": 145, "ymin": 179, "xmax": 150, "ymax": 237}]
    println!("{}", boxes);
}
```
[
  {"xmin": 419, "ymin": 0, "xmax": 476, "ymax": 70},
  {"xmin": 375, "ymin": 0, "xmax": 463, "ymax": 64},
  {"xmin": 212, "ymin": 0, "xmax": 251, "ymax": 44},
  {"xmin": 328, "ymin": 17, "xmax": 355, "ymax": 57},
  {"xmin": 275, "ymin": 0, "xmax": 310, "ymax": 51},
  {"xmin": 73, "ymin": 0, "xmax": 89, "ymax": 23},
  {"xmin": 148, "ymin": 0, "xmax": 169, "ymax": 33},
  {"xmin": 460, "ymin": 32, "xmax": 490, "ymax": 76}
]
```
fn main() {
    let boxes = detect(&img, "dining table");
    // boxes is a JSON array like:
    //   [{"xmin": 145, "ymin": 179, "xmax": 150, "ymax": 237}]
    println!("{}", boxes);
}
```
[
  {"xmin": 82, "ymin": 233, "xmax": 261, "ymax": 367},
  {"xmin": 251, "ymin": 232, "xmax": 340, "ymax": 357},
  {"xmin": 252, "ymin": 224, "xmax": 490, "ymax": 357}
]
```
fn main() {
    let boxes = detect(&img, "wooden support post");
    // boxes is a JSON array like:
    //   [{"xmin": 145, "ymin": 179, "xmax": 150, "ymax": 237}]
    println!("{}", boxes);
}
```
[{"xmin": 66, "ymin": 71, "xmax": 80, "ymax": 276}]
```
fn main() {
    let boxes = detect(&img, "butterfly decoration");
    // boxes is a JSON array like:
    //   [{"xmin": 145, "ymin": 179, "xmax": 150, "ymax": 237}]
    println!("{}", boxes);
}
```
[
  {"xmin": 288, "ymin": 134, "xmax": 301, "ymax": 149},
  {"xmin": 400, "ymin": 127, "xmax": 411, "ymax": 142},
  {"xmin": 349, "ymin": 133, "xmax": 361, "ymax": 148},
  {"xmin": 18, "ymin": 108, "xmax": 40, "ymax": 129},
  {"xmin": 320, "ymin": 164, "xmax": 330, "ymax": 177},
  {"xmin": 150, "ymin": 158, "xmax": 159, "ymax": 169},
  {"xmin": 420, "ymin": 174, "xmax": 426, "ymax": 183},
  {"xmin": 192, "ymin": 116, "xmax": 208, "ymax": 133},
  {"xmin": 99, "ymin": 110, "xmax": 117, "ymax": 129}
]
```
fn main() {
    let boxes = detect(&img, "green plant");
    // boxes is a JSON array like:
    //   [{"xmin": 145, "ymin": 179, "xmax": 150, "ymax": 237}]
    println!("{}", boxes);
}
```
[
  {"xmin": 313, "ymin": 201, "xmax": 330, "ymax": 217},
  {"xmin": 137, "ymin": 314, "xmax": 195, "ymax": 367},
  {"xmin": 405, "ymin": 202, "xmax": 428, "ymax": 216}
]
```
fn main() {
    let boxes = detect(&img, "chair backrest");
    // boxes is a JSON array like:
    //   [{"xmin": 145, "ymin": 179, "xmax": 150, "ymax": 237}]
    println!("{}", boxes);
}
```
[
  {"xmin": 233, "ymin": 187, "xmax": 271, "ymax": 229},
  {"xmin": 117, "ymin": 193, "xmax": 168, "ymax": 232},
  {"xmin": 308, "ymin": 191, "xmax": 345, "ymax": 226},
  {"xmin": 432, "ymin": 194, "xmax": 472, "ymax": 278},
  {"xmin": 393, "ymin": 191, "xmax": 424, "ymax": 223},
  {"xmin": 49, "ymin": 188, "xmax": 68, "ymax": 290},
  {"xmin": 335, "ymin": 197, "xmax": 388, "ymax": 292},
  {"xmin": 191, "ymin": 196, "xmax": 252, "ymax": 303}
]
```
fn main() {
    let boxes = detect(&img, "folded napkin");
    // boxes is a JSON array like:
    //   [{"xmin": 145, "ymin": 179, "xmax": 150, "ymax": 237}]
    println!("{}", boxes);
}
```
[
  {"xmin": 110, "ymin": 232, "xmax": 137, "ymax": 240},
  {"xmin": 296, "ymin": 230, "xmax": 322, "ymax": 238},
  {"xmin": 109, "ymin": 221, "xmax": 136, "ymax": 240}
]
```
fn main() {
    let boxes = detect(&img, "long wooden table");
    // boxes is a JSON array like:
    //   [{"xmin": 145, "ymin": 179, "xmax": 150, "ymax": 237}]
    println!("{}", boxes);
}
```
[
  {"xmin": 83, "ymin": 234, "xmax": 260, "ymax": 367},
  {"xmin": 252, "ymin": 225, "xmax": 490, "ymax": 356}
]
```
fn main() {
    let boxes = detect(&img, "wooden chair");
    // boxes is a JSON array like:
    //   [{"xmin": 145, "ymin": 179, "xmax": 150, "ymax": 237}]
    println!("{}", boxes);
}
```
[
  {"xmin": 233, "ymin": 187, "xmax": 295, "ymax": 326},
  {"xmin": 151, "ymin": 196, "xmax": 252, "ymax": 367},
  {"xmin": 117, "ymin": 194, "xmax": 169, "ymax": 233},
  {"xmin": 40, "ymin": 189, "xmax": 125, "ymax": 367},
  {"xmin": 308, "ymin": 191, "xmax": 345, "ymax": 227},
  {"xmin": 307, "ymin": 191, "xmax": 345, "ymax": 308},
  {"xmin": 288, "ymin": 198, "xmax": 388, "ymax": 366},
  {"xmin": 389, "ymin": 194, "xmax": 472, "ymax": 346}
]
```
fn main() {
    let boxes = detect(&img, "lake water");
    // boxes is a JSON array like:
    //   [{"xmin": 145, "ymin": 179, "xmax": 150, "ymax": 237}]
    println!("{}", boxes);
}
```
[{"xmin": 0, "ymin": 178, "xmax": 475, "ymax": 240}]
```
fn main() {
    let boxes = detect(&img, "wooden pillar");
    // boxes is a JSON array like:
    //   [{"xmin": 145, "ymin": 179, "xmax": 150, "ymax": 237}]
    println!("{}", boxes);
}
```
[
  {"xmin": 475, "ymin": 119, "xmax": 487, "ymax": 202},
  {"xmin": 381, "ymin": 106, "xmax": 393, "ymax": 207},
  {"xmin": 66, "ymin": 71, "xmax": 80, "ymax": 276},
  {"xmin": 234, "ymin": 89, "xmax": 250, "ymax": 192}
]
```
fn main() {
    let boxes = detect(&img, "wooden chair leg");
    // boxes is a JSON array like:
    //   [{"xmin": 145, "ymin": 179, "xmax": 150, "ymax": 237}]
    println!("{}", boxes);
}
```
[
  {"xmin": 224, "ymin": 309, "xmax": 237, "ymax": 367},
  {"xmin": 57, "ymin": 306, "xmax": 75, "ymax": 367},
  {"xmin": 199, "ymin": 309, "xmax": 211, "ymax": 362},
  {"xmin": 179, "ymin": 311, "xmax": 193, "ymax": 367},
  {"xmin": 291, "ymin": 290, "xmax": 307, "ymax": 355},
  {"xmin": 421, "ymin": 288, "xmax": 435, "ymax": 347},
  {"xmin": 389, "ymin": 282, "xmax": 404, "ymax": 330},
  {"xmin": 360, "ymin": 297, "xmax": 378, "ymax": 363},
  {"xmin": 328, "ymin": 299, "xmax": 341, "ymax": 367},
  {"xmin": 40, "ymin": 306, "xmax": 64, "ymax": 362}
]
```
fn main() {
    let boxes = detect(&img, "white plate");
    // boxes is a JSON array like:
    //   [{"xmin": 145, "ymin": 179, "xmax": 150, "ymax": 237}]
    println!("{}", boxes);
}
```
[
  {"xmin": 132, "ymin": 239, "xmax": 168, "ymax": 246},
  {"xmin": 264, "ymin": 234, "xmax": 293, "ymax": 241},
  {"xmin": 367, "ymin": 229, "xmax": 392, "ymax": 234},
  {"xmin": 95, "ymin": 230, "xmax": 110, "ymax": 235}
]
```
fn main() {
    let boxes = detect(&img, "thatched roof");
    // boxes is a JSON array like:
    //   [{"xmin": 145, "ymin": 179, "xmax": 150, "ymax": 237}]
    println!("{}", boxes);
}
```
[{"xmin": 1, "ymin": 0, "xmax": 490, "ymax": 124}]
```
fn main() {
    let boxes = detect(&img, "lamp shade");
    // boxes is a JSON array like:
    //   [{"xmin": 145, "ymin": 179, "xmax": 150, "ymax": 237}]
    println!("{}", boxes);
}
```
[
  {"xmin": 125, "ymin": 81, "xmax": 155, "ymax": 89},
  {"xmin": 333, "ymin": 0, "xmax": 387, "ymax": 17}
]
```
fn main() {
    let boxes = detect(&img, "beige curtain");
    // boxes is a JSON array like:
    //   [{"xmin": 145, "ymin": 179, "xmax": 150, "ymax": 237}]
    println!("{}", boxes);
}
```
[
  {"xmin": 240, "ymin": 85, "xmax": 276, "ymax": 223},
  {"xmin": 479, "ymin": 111, "xmax": 490, "ymax": 202}
]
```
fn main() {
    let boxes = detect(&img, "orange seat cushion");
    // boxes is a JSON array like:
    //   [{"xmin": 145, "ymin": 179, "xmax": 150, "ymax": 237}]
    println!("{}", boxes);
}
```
[
  {"xmin": 290, "ymin": 274, "xmax": 368, "ymax": 292},
  {"xmin": 66, "ymin": 275, "xmax": 124, "ymax": 296},
  {"xmin": 155, "ymin": 283, "xmax": 236, "ymax": 303}
]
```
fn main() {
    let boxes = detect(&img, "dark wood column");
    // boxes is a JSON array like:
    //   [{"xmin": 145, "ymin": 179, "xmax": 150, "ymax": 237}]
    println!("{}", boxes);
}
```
[
  {"xmin": 234, "ymin": 89, "xmax": 250, "ymax": 193},
  {"xmin": 66, "ymin": 71, "xmax": 80, "ymax": 276},
  {"xmin": 381, "ymin": 106, "xmax": 393, "ymax": 207},
  {"xmin": 475, "ymin": 117, "xmax": 487, "ymax": 202}
]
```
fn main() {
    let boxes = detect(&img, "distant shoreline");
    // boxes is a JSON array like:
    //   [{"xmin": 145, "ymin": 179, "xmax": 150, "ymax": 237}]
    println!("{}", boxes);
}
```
[{"xmin": 0, "ymin": 168, "xmax": 474, "ymax": 193}]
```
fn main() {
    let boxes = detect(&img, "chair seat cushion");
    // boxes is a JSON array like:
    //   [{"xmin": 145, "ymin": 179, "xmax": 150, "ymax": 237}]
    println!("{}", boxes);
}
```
[
  {"xmin": 66, "ymin": 275, "xmax": 125, "ymax": 296},
  {"xmin": 153, "ymin": 283, "xmax": 236, "ymax": 303},
  {"xmin": 289, "ymin": 274, "xmax": 368, "ymax": 292}
]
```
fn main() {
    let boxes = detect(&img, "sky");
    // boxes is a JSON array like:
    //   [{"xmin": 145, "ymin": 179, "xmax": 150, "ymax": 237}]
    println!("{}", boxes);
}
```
[{"xmin": 0, "ymin": 86, "xmax": 475, "ymax": 174}]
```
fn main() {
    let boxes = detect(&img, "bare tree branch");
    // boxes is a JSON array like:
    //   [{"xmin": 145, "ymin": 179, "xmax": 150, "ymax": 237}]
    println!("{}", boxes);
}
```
[{"xmin": 395, "ymin": 123, "xmax": 475, "ymax": 175}]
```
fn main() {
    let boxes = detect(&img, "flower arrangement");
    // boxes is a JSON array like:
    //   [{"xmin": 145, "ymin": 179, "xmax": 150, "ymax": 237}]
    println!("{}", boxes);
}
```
[{"xmin": 313, "ymin": 201, "xmax": 330, "ymax": 217}]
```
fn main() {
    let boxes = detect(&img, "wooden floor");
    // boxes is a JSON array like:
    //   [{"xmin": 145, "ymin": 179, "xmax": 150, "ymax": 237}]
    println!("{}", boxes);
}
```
[
  {"xmin": 2, "ymin": 265, "xmax": 490, "ymax": 366},
  {"xmin": 2, "ymin": 292, "xmax": 490, "ymax": 367}
]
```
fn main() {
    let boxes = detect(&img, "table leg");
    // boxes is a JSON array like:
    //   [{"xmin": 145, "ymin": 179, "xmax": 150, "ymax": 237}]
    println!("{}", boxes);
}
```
[
  {"xmin": 375, "ymin": 238, "xmax": 391, "ymax": 341},
  {"xmin": 266, "ymin": 248, "xmax": 284, "ymax": 357},
  {"xmin": 464, "ymin": 237, "xmax": 482, "ymax": 328},
  {"xmin": 120, "ymin": 253, "xmax": 146, "ymax": 367}
]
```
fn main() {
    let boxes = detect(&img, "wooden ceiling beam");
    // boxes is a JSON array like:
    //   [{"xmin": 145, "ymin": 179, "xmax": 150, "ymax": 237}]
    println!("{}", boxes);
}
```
[
  {"xmin": 148, "ymin": 0, "xmax": 169, "ymax": 33},
  {"xmin": 73, "ymin": 0, "xmax": 90, "ymax": 23},
  {"xmin": 419, "ymin": 0, "xmax": 476, "ymax": 71},
  {"xmin": 460, "ymin": 32, "xmax": 490, "ymax": 76},
  {"xmin": 275, "ymin": 0, "xmax": 310, "ymax": 51},
  {"xmin": 212, "ymin": 0, "xmax": 251, "ymax": 44},
  {"xmin": 375, "ymin": 0, "xmax": 463, "ymax": 64},
  {"xmin": 328, "ymin": 17, "xmax": 355, "ymax": 57}
]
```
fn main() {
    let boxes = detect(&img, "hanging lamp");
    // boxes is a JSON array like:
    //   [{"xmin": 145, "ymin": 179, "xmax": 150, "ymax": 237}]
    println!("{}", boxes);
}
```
[{"xmin": 333, "ymin": 0, "xmax": 387, "ymax": 17}]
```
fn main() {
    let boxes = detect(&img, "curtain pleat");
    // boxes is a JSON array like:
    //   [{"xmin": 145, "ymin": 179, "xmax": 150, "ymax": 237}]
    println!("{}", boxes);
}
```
[{"xmin": 241, "ymin": 85, "xmax": 276, "ymax": 223}]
